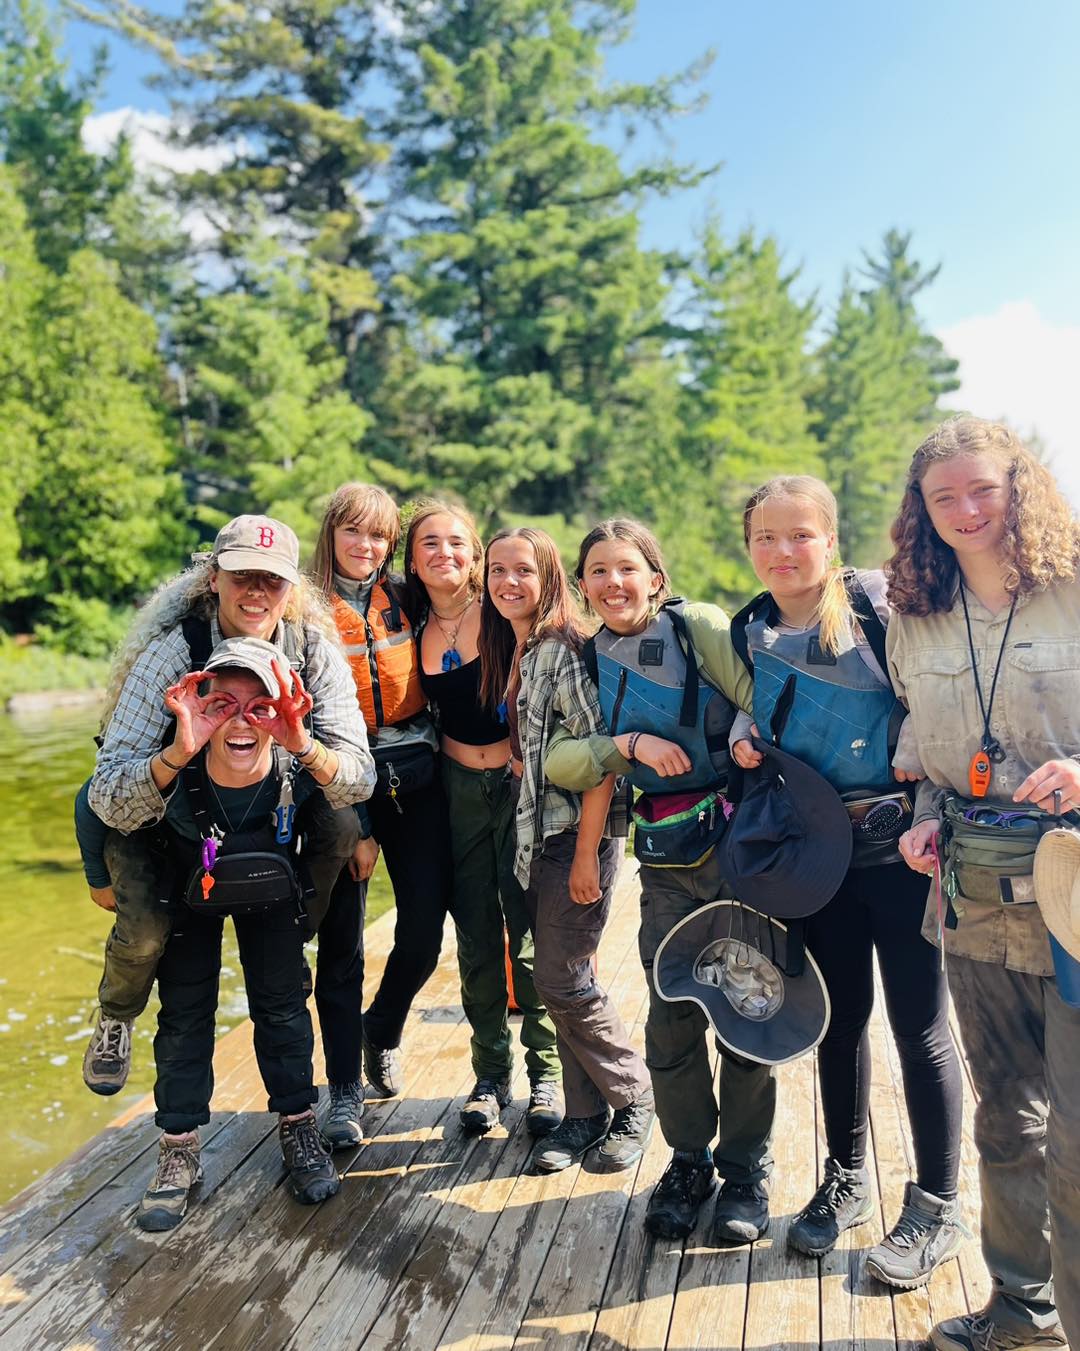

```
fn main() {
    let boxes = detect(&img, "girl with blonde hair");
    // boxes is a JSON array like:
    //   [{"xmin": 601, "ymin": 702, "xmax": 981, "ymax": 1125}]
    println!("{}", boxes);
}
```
[
  {"xmin": 731, "ymin": 475, "xmax": 964, "ymax": 1286},
  {"xmin": 888, "ymin": 417, "xmax": 1080, "ymax": 1351}
]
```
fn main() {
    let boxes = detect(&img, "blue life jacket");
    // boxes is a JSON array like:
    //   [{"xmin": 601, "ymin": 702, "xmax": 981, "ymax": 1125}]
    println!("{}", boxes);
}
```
[
  {"xmin": 730, "ymin": 572, "xmax": 903, "ymax": 793},
  {"xmin": 582, "ymin": 600, "xmax": 735, "ymax": 797}
]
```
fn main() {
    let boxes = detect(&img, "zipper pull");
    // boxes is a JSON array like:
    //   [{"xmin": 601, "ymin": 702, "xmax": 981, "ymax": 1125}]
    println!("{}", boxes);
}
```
[{"xmin": 388, "ymin": 762, "xmax": 404, "ymax": 815}]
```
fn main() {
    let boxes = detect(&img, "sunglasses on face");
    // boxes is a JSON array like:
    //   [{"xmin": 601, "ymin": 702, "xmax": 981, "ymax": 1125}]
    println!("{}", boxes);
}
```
[{"xmin": 222, "ymin": 569, "xmax": 290, "ymax": 592}]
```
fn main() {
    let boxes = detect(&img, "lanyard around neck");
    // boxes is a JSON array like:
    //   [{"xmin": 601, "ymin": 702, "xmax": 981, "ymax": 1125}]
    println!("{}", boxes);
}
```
[{"xmin": 959, "ymin": 580, "xmax": 1017, "ymax": 764}]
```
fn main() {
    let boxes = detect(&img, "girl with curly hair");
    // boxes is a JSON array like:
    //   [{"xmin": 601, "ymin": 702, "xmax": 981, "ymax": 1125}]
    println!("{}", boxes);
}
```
[{"xmin": 886, "ymin": 417, "xmax": 1080, "ymax": 1351}]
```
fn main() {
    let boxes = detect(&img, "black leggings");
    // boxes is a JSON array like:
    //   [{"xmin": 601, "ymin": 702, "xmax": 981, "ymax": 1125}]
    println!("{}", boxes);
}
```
[{"xmin": 807, "ymin": 860, "xmax": 963, "ymax": 1198}]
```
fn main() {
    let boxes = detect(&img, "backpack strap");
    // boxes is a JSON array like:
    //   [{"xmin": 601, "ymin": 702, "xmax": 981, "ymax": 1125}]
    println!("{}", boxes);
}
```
[
  {"xmin": 581, "ymin": 634, "xmax": 598, "ymax": 688},
  {"xmin": 729, "ymin": 592, "xmax": 771, "ymax": 677},
  {"xmin": 663, "ymin": 599, "xmax": 699, "ymax": 730},
  {"xmin": 844, "ymin": 570, "xmax": 888, "ymax": 676},
  {"xmin": 181, "ymin": 615, "xmax": 214, "ymax": 669}
]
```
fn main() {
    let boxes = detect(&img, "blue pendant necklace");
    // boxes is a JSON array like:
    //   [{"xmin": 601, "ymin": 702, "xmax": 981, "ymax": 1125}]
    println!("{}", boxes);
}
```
[{"xmin": 431, "ymin": 597, "xmax": 474, "ymax": 672}]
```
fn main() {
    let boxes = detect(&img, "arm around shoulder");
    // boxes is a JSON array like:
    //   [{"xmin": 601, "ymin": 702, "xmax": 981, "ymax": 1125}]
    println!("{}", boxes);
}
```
[{"xmin": 683, "ymin": 603, "xmax": 754, "ymax": 714}]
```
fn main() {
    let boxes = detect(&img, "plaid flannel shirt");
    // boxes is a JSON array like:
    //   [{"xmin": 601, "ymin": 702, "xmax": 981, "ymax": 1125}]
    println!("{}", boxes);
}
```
[
  {"xmin": 512, "ymin": 634, "xmax": 629, "ymax": 888},
  {"xmin": 89, "ymin": 616, "xmax": 375, "ymax": 833}
]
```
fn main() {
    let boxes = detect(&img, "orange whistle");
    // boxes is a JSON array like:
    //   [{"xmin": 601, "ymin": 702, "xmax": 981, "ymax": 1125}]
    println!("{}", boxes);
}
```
[
  {"xmin": 201, "ymin": 873, "xmax": 216, "ymax": 899},
  {"xmin": 968, "ymin": 750, "xmax": 992, "ymax": 798}
]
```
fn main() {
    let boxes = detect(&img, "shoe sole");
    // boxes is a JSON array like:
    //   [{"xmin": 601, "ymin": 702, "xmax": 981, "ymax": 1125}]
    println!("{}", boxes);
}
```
[
  {"xmin": 865, "ymin": 1230, "xmax": 965, "ymax": 1290},
  {"xmin": 532, "ymin": 1134, "xmax": 608, "ymax": 1174},
  {"xmin": 787, "ymin": 1198, "xmax": 875, "ymax": 1257},
  {"xmin": 136, "ymin": 1205, "xmax": 186, "ymax": 1232},
  {"xmin": 713, "ymin": 1215, "xmax": 770, "ymax": 1246},
  {"xmin": 322, "ymin": 1129, "xmax": 365, "ymax": 1151},
  {"xmin": 84, "ymin": 1078, "xmax": 126, "ymax": 1096}
]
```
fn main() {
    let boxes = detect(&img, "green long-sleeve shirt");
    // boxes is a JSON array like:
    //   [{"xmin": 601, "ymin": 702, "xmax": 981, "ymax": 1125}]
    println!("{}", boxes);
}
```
[{"xmin": 544, "ymin": 601, "xmax": 753, "ymax": 792}]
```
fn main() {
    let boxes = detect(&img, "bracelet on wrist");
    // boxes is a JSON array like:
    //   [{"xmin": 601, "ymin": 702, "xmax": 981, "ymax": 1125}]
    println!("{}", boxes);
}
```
[
  {"xmin": 626, "ymin": 732, "xmax": 641, "ymax": 765},
  {"xmin": 296, "ymin": 737, "xmax": 317, "ymax": 762},
  {"xmin": 158, "ymin": 750, "xmax": 187, "ymax": 774}
]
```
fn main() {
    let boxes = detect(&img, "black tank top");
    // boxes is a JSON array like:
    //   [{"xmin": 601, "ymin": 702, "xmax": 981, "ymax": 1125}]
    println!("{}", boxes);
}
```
[{"xmin": 420, "ymin": 657, "xmax": 507, "ymax": 746}]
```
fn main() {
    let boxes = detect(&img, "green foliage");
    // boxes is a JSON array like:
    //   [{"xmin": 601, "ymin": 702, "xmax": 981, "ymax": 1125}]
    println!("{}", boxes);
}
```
[
  {"xmin": 33, "ymin": 595, "xmax": 134, "ymax": 659},
  {"xmin": 0, "ymin": 633, "xmax": 109, "ymax": 693}
]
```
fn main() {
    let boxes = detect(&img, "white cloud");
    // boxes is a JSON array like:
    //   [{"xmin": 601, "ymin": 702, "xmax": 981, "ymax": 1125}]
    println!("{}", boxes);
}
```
[{"xmin": 938, "ymin": 301, "xmax": 1080, "ymax": 506}]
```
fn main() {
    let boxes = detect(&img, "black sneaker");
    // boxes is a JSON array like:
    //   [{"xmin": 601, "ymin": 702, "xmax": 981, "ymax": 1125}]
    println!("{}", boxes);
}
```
[
  {"xmin": 530, "ymin": 1111, "xmax": 610, "ymax": 1173},
  {"xmin": 712, "ymin": 1178, "xmax": 770, "ymax": 1245},
  {"xmin": 526, "ymin": 1079, "xmax": 564, "ymax": 1138},
  {"xmin": 362, "ymin": 1034, "xmax": 402, "ymax": 1098},
  {"xmin": 82, "ymin": 1010, "xmax": 133, "ymax": 1096},
  {"xmin": 279, "ymin": 1112, "xmax": 341, "ymax": 1205},
  {"xmin": 929, "ymin": 1309, "xmax": 1068, "ymax": 1351},
  {"xmin": 597, "ymin": 1090, "xmax": 655, "ymax": 1170},
  {"xmin": 460, "ymin": 1077, "xmax": 512, "ymax": 1134},
  {"xmin": 136, "ymin": 1132, "xmax": 203, "ymax": 1232},
  {"xmin": 866, "ymin": 1181, "xmax": 968, "ymax": 1289},
  {"xmin": 322, "ymin": 1080, "xmax": 365, "ymax": 1150},
  {"xmin": 644, "ymin": 1155, "xmax": 717, "ymax": 1239},
  {"xmin": 788, "ymin": 1156, "xmax": 872, "ymax": 1257}
]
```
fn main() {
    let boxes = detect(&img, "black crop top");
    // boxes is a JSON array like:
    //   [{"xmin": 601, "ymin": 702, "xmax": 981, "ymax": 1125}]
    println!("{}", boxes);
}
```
[{"xmin": 420, "ymin": 657, "xmax": 507, "ymax": 746}]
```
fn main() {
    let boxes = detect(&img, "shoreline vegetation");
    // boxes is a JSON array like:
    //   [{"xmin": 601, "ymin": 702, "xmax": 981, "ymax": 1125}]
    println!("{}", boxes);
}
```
[{"xmin": 0, "ymin": 638, "xmax": 107, "ymax": 713}]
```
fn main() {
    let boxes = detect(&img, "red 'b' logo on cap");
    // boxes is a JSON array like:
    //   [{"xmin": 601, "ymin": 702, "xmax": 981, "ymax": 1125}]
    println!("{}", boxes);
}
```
[{"xmin": 257, "ymin": 526, "xmax": 275, "ymax": 548}]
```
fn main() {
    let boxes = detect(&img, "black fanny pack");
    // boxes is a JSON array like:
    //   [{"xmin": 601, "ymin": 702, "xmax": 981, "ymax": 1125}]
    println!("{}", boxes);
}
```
[
  {"xmin": 371, "ymin": 741, "xmax": 436, "ymax": 800},
  {"xmin": 183, "ymin": 850, "xmax": 303, "ymax": 918},
  {"xmin": 843, "ymin": 787, "xmax": 915, "ymax": 868}
]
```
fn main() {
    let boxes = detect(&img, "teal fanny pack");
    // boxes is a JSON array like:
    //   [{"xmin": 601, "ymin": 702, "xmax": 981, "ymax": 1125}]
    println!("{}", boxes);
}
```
[{"xmin": 633, "ymin": 790, "xmax": 730, "ymax": 869}]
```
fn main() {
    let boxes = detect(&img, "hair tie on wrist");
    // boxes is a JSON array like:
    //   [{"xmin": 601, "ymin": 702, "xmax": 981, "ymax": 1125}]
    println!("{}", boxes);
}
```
[
  {"xmin": 159, "ymin": 751, "xmax": 186, "ymax": 774},
  {"xmin": 627, "ymin": 732, "xmax": 642, "ymax": 765}
]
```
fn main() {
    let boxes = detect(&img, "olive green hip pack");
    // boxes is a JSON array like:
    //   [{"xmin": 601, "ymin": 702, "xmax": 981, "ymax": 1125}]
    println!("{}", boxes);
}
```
[{"xmin": 940, "ymin": 793, "xmax": 1051, "ymax": 906}]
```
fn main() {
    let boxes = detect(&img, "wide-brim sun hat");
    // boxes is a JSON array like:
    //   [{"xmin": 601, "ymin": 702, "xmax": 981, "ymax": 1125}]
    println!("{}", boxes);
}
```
[
  {"xmin": 1033, "ymin": 827, "xmax": 1080, "ymax": 962},
  {"xmin": 717, "ymin": 736, "xmax": 853, "ymax": 919},
  {"xmin": 653, "ymin": 899, "xmax": 830, "ymax": 1066}
]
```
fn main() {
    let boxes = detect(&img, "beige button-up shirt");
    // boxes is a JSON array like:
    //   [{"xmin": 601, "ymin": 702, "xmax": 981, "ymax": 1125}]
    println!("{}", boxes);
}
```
[{"xmin": 887, "ymin": 576, "xmax": 1080, "ymax": 975}]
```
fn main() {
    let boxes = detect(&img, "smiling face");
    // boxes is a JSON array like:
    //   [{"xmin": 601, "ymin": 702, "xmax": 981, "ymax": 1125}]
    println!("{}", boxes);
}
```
[
  {"xmin": 919, "ymin": 452, "xmax": 1010, "ymax": 561},
  {"xmin": 409, "ymin": 512, "xmax": 478, "ymax": 598},
  {"xmin": 333, "ymin": 514, "xmax": 391, "ymax": 583},
  {"xmin": 210, "ymin": 567, "xmax": 291, "ymax": 640},
  {"xmin": 746, "ymin": 495, "xmax": 835, "ymax": 612},
  {"xmin": 205, "ymin": 672, "xmax": 274, "ymax": 786},
  {"xmin": 579, "ymin": 539, "xmax": 663, "ymax": 636},
  {"xmin": 487, "ymin": 536, "xmax": 542, "ymax": 633}
]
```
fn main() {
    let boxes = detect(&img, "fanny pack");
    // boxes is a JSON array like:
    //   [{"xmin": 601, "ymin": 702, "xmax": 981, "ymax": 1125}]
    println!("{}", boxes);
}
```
[
  {"xmin": 843, "ymin": 787, "xmax": 914, "ymax": 868},
  {"xmin": 183, "ymin": 850, "xmax": 304, "ymax": 918},
  {"xmin": 633, "ymin": 790, "xmax": 730, "ymax": 869},
  {"xmin": 371, "ymin": 741, "xmax": 436, "ymax": 801},
  {"xmin": 940, "ymin": 793, "xmax": 1055, "ymax": 906}
]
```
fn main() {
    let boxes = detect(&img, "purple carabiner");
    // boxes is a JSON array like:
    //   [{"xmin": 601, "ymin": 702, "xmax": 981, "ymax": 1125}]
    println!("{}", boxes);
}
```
[{"xmin": 202, "ymin": 836, "xmax": 218, "ymax": 872}]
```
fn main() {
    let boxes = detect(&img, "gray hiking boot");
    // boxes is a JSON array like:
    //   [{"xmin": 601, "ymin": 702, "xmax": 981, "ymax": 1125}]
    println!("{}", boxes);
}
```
[
  {"xmin": 323, "ymin": 1080, "xmax": 365, "ymax": 1150},
  {"xmin": 597, "ymin": 1090, "xmax": 655, "ymax": 1170},
  {"xmin": 460, "ymin": 1077, "xmax": 512, "ymax": 1134},
  {"xmin": 136, "ymin": 1131, "xmax": 203, "ymax": 1232},
  {"xmin": 788, "ymin": 1157, "xmax": 872, "ymax": 1257},
  {"xmin": 929, "ymin": 1309, "xmax": 1068, "ymax": 1351},
  {"xmin": 83, "ymin": 1010, "xmax": 134, "ymax": 1096},
  {"xmin": 530, "ymin": 1111, "xmax": 610, "ymax": 1173},
  {"xmin": 279, "ymin": 1111, "xmax": 340, "ymax": 1205},
  {"xmin": 526, "ymin": 1078, "xmax": 564, "ymax": 1138},
  {"xmin": 362, "ymin": 1035, "xmax": 402, "ymax": 1098},
  {"xmin": 867, "ymin": 1181, "xmax": 968, "ymax": 1289}
]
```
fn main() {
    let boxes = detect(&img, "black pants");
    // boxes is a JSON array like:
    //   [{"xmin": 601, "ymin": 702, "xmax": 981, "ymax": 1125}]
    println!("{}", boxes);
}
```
[
  {"xmin": 154, "ymin": 902, "xmax": 316, "ymax": 1134},
  {"xmin": 807, "ymin": 859, "xmax": 963, "ymax": 1197},
  {"xmin": 315, "ymin": 864, "xmax": 367, "ymax": 1087},
  {"xmin": 349, "ymin": 778, "xmax": 453, "ymax": 1053}
]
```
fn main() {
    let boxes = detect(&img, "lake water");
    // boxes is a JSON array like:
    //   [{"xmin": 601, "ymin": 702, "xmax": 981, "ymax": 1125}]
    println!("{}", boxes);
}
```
[{"xmin": 0, "ymin": 705, "xmax": 393, "ymax": 1205}]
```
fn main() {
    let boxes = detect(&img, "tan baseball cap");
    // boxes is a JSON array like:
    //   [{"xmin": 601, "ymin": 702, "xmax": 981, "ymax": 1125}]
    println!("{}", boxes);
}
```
[
  {"xmin": 212, "ymin": 515, "xmax": 300, "ymax": 586},
  {"xmin": 1033, "ymin": 827, "xmax": 1080, "ymax": 961},
  {"xmin": 201, "ymin": 637, "xmax": 282, "ymax": 696}
]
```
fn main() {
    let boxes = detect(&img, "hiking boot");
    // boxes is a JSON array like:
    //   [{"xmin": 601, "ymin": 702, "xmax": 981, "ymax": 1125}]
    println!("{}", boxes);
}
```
[
  {"xmin": 866, "ymin": 1181, "xmax": 968, "ymax": 1289},
  {"xmin": 712, "ymin": 1178, "xmax": 770, "ymax": 1245},
  {"xmin": 279, "ymin": 1112, "xmax": 341, "ymax": 1205},
  {"xmin": 82, "ymin": 1010, "xmax": 133, "ymax": 1096},
  {"xmin": 788, "ymin": 1156, "xmax": 872, "ymax": 1257},
  {"xmin": 362, "ymin": 1034, "xmax": 402, "ymax": 1098},
  {"xmin": 322, "ymin": 1080, "xmax": 365, "ymax": 1150},
  {"xmin": 929, "ymin": 1309, "xmax": 1068, "ymax": 1351},
  {"xmin": 460, "ymin": 1077, "xmax": 512, "ymax": 1134},
  {"xmin": 530, "ymin": 1111, "xmax": 610, "ymax": 1173},
  {"xmin": 597, "ymin": 1090, "xmax": 655, "ymax": 1170},
  {"xmin": 644, "ymin": 1155, "xmax": 717, "ymax": 1239},
  {"xmin": 526, "ymin": 1079, "xmax": 564, "ymax": 1138},
  {"xmin": 136, "ymin": 1131, "xmax": 202, "ymax": 1232}
]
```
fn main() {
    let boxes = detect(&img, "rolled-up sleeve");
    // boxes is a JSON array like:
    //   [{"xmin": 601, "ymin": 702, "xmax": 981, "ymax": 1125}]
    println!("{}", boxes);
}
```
[{"xmin": 303, "ymin": 628, "xmax": 376, "ymax": 807}]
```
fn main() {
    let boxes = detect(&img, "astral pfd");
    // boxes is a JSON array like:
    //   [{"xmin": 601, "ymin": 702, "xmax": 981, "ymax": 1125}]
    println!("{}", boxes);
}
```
[
  {"xmin": 583, "ymin": 600, "xmax": 735, "ymax": 797},
  {"xmin": 332, "ymin": 583, "xmax": 426, "ymax": 736},
  {"xmin": 731, "ymin": 573, "xmax": 904, "ymax": 793}
]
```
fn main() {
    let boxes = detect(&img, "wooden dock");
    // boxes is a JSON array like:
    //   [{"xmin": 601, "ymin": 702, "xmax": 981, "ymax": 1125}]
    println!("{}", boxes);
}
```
[{"xmin": 0, "ymin": 864, "xmax": 988, "ymax": 1350}]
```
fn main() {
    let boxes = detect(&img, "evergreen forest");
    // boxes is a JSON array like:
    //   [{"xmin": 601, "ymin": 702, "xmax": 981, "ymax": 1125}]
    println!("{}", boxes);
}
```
[{"xmin": 0, "ymin": 0, "xmax": 961, "ymax": 665}]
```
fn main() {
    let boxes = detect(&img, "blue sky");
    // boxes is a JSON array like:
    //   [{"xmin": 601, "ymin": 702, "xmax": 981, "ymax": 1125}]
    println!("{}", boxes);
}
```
[{"xmin": 67, "ymin": 0, "xmax": 1080, "ymax": 488}]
